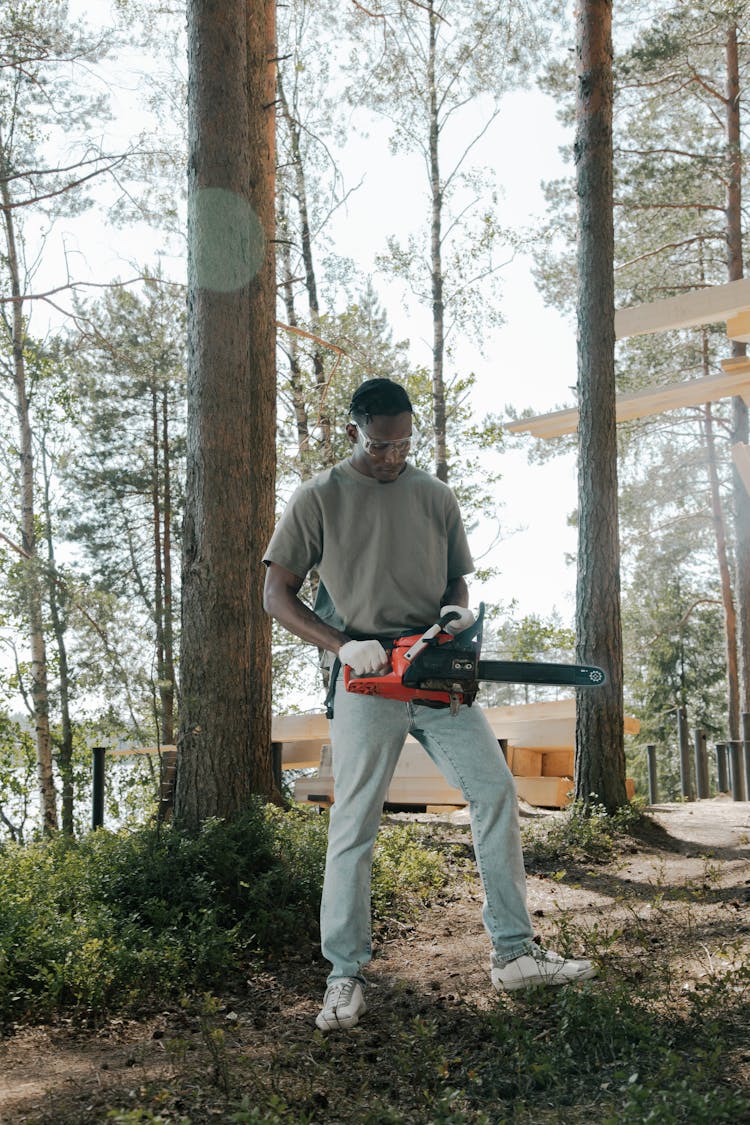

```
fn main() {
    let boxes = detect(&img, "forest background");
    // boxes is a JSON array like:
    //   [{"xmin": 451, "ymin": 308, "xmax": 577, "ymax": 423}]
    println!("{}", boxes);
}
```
[{"xmin": 1, "ymin": 0, "xmax": 748, "ymax": 838}]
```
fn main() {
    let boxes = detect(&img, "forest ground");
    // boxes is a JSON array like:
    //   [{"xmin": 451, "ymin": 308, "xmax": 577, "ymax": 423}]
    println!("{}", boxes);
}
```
[{"xmin": 1, "ymin": 799, "xmax": 749, "ymax": 1125}]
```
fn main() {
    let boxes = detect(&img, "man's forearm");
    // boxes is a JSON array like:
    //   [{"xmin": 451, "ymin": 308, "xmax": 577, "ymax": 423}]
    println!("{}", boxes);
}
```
[
  {"xmin": 265, "ymin": 586, "xmax": 349, "ymax": 655},
  {"xmin": 443, "ymin": 576, "xmax": 469, "ymax": 609}
]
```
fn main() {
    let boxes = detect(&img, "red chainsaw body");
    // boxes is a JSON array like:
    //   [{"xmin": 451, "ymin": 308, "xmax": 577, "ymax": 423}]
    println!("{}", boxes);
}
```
[{"xmin": 343, "ymin": 630, "xmax": 463, "ymax": 705}]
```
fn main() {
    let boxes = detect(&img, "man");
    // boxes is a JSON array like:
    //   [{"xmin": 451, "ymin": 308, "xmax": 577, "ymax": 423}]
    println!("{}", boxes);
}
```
[{"xmin": 263, "ymin": 377, "xmax": 596, "ymax": 1032}]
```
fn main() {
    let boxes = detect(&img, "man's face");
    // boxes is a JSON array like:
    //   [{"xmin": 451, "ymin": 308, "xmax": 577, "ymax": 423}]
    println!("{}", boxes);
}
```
[{"xmin": 346, "ymin": 411, "xmax": 414, "ymax": 483}]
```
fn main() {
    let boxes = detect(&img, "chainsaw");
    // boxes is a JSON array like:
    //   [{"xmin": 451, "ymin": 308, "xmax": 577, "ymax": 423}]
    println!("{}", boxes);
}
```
[{"xmin": 343, "ymin": 604, "xmax": 606, "ymax": 715}]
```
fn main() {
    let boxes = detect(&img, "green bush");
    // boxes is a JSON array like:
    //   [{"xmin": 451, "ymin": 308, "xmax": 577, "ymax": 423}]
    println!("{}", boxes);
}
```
[
  {"xmin": 522, "ymin": 798, "xmax": 647, "ymax": 868},
  {"xmin": 0, "ymin": 803, "xmax": 452, "ymax": 1023}
]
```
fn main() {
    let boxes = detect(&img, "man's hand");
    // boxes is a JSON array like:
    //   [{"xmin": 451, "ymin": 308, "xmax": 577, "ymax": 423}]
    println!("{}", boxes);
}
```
[
  {"xmin": 338, "ymin": 639, "xmax": 389, "ymax": 675},
  {"xmin": 440, "ymin": 604, "xmax": 475, "ymax": 635}
]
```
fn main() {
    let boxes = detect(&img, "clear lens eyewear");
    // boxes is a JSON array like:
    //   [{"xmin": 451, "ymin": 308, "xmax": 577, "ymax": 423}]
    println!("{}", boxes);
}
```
[{"xmin": 356, "ymin": 424, "xmax": 417, "ymax": 457}]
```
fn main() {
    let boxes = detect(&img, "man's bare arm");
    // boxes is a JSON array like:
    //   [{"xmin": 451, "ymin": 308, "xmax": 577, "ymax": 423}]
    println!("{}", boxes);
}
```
[
  {"xmin": 443, "ymin": 576, "xmax": 469, "ymax": 609},
  {"xmin": 263, "ymin": 562, "xmax": 350, "ymax": 656}
]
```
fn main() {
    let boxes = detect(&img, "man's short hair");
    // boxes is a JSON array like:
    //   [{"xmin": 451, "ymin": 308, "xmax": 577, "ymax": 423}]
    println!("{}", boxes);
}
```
[{"xmin": 348, "ymin": 378, "xmax": 413, "ymax": 422}]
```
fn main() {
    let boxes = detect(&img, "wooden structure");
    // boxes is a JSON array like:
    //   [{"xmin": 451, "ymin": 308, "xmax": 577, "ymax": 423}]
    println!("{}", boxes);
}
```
[
  {"xmin": 505, "ymin": 278, "xmax": 750, "ymax": 476},
  {"xmin": 275, "ymin": 700, "xmax": 638, "ymax": 810},
  {"xmin": 111, "ymin": 699, "xmax": 639, "ymax": 814}
]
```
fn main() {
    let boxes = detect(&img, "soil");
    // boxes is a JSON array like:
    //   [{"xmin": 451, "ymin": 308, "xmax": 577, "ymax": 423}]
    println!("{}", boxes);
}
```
[{"xmin": 1, "ymin": 799, "xmax": 749, "ymax": 1124}]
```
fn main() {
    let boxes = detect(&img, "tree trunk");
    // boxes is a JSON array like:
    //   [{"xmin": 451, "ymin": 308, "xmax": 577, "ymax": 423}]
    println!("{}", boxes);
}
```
[
  {"xmin": 41, "ymin": 445, "xmax": 74, "ymax": 835},
  {"xmin": 573, "ymin": 0, "xmax": 627, "ymax": 812},
  {"xmin": 161, "ymin": 386, "xmax": 176, "ymax": 744},
  {"xmin": 428, "ymin": 0, "xmax": 448, "ymax": 483},
  {"xmin": 1, "ymin": 147, "xmax": 58, "ymax": 834},
  {"xmin": 151, "ymin": 385, "xmax": 167, "ymax": 742},
  {"xmin": 278, "ymin": 72, "xmax": 331, "ymax": 464},
  {"xmin": 177, "ymin": 0, "xmax": 278, "ymax": 828},
  {"xmin": 702, "ymin": 400, "xmax": 740, "ymax": 737},
  {"xmin": 725, "ymin": 23, "xmax": 750, "ymax": 715},
  {"xmin": 278, "ymin": 186, "xmax": 312, "ymax": 466}
]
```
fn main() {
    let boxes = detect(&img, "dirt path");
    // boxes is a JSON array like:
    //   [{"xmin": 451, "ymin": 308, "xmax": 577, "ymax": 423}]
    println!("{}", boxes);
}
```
[{"xmin": 1, "ymin": 800, "xmax": 749, "ymax": 1124}]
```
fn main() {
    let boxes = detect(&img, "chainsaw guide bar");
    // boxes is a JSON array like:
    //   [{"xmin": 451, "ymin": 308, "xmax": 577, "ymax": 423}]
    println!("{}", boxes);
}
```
[{"xmin": 343, "ymin": 604, "xmax": 606, "ymax": 715}]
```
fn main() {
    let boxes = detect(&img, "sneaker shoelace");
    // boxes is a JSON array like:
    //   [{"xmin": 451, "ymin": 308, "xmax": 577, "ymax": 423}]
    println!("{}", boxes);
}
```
[{"xmin": 326, "ymin": 979, "xmax": 357, "ymax": 1012}]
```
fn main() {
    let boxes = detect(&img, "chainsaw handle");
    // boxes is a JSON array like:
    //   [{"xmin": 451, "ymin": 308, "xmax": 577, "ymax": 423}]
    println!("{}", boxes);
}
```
[
  {"xmin": 403, "ymin": 611, "xmax": 459, "ymax": 663},
  {"xmin": 438, "ymin": 609, "xmax": 462, "ymax": 629}
]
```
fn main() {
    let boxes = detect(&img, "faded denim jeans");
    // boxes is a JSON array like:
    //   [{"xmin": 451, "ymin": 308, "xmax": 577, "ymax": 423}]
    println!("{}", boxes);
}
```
[{"xmin": 321, "ymin": 673, "xmax": 535, "ymax": 984}]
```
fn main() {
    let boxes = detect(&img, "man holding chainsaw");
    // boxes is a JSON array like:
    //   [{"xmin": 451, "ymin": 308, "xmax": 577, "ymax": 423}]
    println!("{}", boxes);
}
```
[{"xmin": 263, "ymin": 377, "xmax": 596, "ymax": 1032}]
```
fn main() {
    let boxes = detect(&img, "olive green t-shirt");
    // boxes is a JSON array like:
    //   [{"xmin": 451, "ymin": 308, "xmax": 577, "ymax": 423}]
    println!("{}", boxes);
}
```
[{"xmin": 263, "ymin": 460, "xmax": 474, "ymax": 638}]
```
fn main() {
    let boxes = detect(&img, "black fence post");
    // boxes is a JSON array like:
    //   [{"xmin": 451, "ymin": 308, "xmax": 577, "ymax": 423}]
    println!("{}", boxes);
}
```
[
  {"xmin": 678, "ymin": 707, "xmax": 693, "ymax": 800},
  {"xmin": 646, "ymin": 745, "xmax": 658, "ymax": 805},
  {"xmin": 716, "ymin": 743, "xmax": 729, "ymax": 793},
  {"xmin": 729, "ymin": 740, "xmax": 744, "ymax": 801},
  {"xmin": 92, "ymin": 746, "xmax": 106, "ymax": 829},
  {"xmin": 693, "ymin": 729, "xmax": 709, "ymax": 799}
]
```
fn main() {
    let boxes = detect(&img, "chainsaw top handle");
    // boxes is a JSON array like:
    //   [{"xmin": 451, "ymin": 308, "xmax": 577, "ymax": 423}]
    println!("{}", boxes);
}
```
[{"xmin": 438, "ymin": 608, "xmax": 462, "ymax": 629}]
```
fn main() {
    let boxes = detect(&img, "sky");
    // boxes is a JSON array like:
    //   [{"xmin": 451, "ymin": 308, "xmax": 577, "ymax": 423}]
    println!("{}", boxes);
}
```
[{"xmin": 53, "ymin": 2, "xmax": 582, "ymax": 624}]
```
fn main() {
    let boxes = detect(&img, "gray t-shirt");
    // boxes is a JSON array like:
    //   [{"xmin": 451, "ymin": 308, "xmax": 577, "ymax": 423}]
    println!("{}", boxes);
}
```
[{"xmin": 263, "ymin": 459, "xmax": 474, "ymax": 638}]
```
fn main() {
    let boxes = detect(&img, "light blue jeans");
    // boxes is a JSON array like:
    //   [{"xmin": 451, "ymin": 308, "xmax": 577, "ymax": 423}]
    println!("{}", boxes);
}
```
[{"xmin": 321, "ymin": 674, "xmax": 535, "ymax": 984}]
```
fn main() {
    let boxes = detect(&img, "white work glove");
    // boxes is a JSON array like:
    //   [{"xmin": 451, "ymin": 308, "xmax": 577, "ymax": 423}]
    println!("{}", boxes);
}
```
[
  {"xmin": 338, "ymin": 638, "xmax": 389, "ymax": 675},
  {"xmin": 440, "ymin": 605, "xmax": 475, "ymax": 635}
]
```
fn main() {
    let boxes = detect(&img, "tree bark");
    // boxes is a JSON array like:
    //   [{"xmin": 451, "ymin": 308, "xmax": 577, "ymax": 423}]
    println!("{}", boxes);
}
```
[
  {"xmin": 41, "ymin": 445, "xmax": 74, "ymax": 835},
  {"xmin": 428, "ymin": 0, "xmax": 448, "ymax": 483},
  {"xmin": 725, "ymin": 23, "xmax": 750, "ymax": 715},
  {"xmin": 177, "ymin": 0, "xmax": 278, "ymax": 828},
  {"xmin": 1, "ymin": 143, "xmax": 58, "ymax": 834},
  {"xmin": 574, "ymin": 0, "xmax": 627, "ymax": 812},
  {"xmin": 277, "ymin": 72, "xmax": 331, "ymax": 464},
  {"xmin": 161, "ymin": 387, "xmax": 176, "ymax": 744},
  {"xmin": 702, "ymin": 399, "xmax": 739, "ymax": 738}
]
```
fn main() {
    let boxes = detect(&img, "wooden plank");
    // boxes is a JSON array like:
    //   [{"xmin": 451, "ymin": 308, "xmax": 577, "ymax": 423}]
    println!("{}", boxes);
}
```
[
  {"xmin": 514, "ymin": 776, "xmax": 573, "ymax": 809},
  {"xmin": 614, "ymin": 277, "xmax": 750, "ymax": 339},
  {"xmin": 505, "ymin": 370, "xmax": 750, "ymax": 440},
  {"xmin": 732, "ymin": 443, "xmax": 750, "ymax": 495},
  {"xmin": 726, "ymin": 310, "xmax": 750, "ymax": 343},
  {"xmin": 541, "ymin": 749, "xmax": 574, "ymax": 777},
  {"xmin": 272, "ymin": 712, "xmax": 330, "ymax": 742},
  {"xmin": 507, "ymin": 746, "xmax": 544, "ymax": 777},
  {"xmin": 108, "ymin": 744, "xmax": 176, "ymax": 757}
]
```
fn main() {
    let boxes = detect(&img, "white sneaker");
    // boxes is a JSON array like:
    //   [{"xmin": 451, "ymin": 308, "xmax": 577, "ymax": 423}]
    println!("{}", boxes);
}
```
[
  {"xmin": 491, "ymin": 945, "xmax": 597, "ymax": 991},
  {"xmin": 315, "ymin": 977, "xmax": 366, "ymax": 1031}
]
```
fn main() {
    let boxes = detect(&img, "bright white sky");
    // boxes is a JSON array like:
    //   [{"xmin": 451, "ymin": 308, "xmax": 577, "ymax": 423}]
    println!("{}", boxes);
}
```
[{"xmin": 54, "ymin": 2, "xmax": 581, "ymax": 624}]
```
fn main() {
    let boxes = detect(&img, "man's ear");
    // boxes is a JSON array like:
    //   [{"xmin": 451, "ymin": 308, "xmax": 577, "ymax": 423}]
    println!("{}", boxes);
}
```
[{"xmin": 345, "ymin": 422, "xmax": 358, "ymax": 446}]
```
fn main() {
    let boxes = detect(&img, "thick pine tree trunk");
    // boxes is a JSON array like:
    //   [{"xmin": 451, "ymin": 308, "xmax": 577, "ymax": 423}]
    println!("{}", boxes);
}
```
[
  {"xmin": 725, "ymin": 24, "xmax": 750, "ymax": 717},
  {"xmin": 177, "ymin": 0, "xmax": 277, "ymax": 828},
  {"xmin": 573, "ymin": 0, "xmax": 627, "ymax": 812}
]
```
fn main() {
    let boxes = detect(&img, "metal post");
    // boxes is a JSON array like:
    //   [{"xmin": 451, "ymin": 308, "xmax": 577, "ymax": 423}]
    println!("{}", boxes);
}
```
[
  {"xmin": 693, "ymin": 729, "xmax": 709, "ymax": 799},
  {"xmin": 677, "ymin": 707, "xmax": 693, "ymax": 800},
  {"xmin": 742, "ymin": 713, "xmax": 750, "ymax": 802},
  {"xmin": 715, "ymin": 743, "xmax": 729, "ymax": 793},
  {"xmin": 729, "ymin": 740, "xmax": 744, "ymax": 801},
  {"xmin": 92, "ymin": 746, "xmax": 106, "ymax": 829},
  {"xmin": 646, "ymin": 745, "xmax": 658, "ymax": 805},
  {"xmin": 271, "ymin": 741, "xmax": 283, "ymax": 794}
]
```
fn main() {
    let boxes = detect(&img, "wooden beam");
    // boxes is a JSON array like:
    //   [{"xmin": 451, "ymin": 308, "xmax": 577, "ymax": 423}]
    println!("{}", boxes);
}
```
[
  {"xmin": 726, "ymin": 310, "xmax": 750, "ymax": 343},
  {"xmin": 732, "ymin": 443, "xmax": 750, "ymax": 495},
  {"xmin": 615, "ymin": 277, "xmax": 750, "ymax": 339},
  {"xmin": 506, "ymin": 370, "xmax": 750, "ymax": 439}
]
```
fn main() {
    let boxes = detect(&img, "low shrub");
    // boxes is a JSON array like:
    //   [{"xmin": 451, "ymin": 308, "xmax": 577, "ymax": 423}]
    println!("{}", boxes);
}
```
[
  {"xmin": 0, "ymin": 803, "xmax": 452, "ymax": 1022},
  {"xmin": 522, "ymin": 798, "xmax": 647, "ymax": 868}
]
